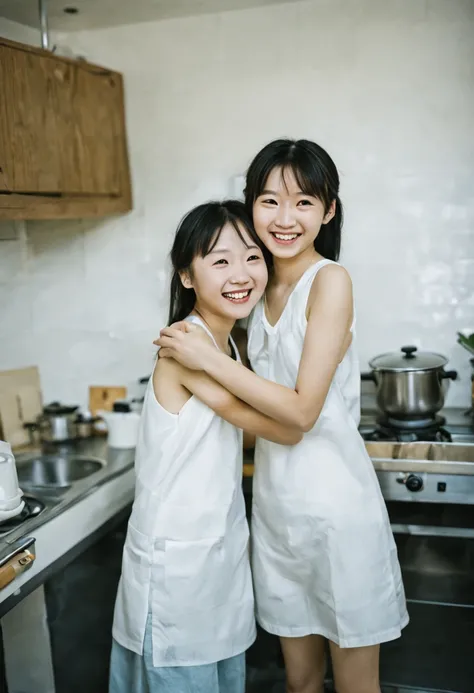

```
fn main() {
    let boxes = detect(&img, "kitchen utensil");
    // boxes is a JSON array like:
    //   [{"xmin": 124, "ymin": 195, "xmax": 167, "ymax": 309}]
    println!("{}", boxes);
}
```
[
  {"xmin": 89, "ymin": 386, "xmax": 127, "ymax": 417},
  {"xmin": 361, "ymin": 345, "xmax": 457, "ymax": 422},
  {"xmin": 132, "ymin": 376, "xmax": 150, "ymax": 413},
  {"xmin": 0, "ymin": 441, "xmax": 24, "ymax": 516},
  {"xmin": 98, "ymin": 401, "xmax": 140, "ymax": 449},
  {"xmin": 34, "ymin": 402, "xmax": 79, "ymax": 443}
]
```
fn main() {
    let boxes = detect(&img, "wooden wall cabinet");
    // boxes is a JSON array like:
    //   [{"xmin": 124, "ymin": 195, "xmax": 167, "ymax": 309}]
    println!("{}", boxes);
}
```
[{"xmin": 0, "ymin": 37, "xmax": 132, "ymax": 220}]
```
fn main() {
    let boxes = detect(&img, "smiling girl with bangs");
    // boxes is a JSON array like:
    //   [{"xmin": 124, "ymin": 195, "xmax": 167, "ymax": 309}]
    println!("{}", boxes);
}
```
[
  {"xmin": 156, "ymin": 141, "xmax": 408, "ymax": 693},
  {"xmin": 110, "ymin": 199, "xmax": 301, "ymax": 693}
]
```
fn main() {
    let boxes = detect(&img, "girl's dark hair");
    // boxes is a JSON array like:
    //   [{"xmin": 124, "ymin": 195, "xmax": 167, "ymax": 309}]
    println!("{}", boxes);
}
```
[
  {"xmin": 168, "ymin": 200, "xmax": 267, "ymax": 324},
  {"xmin": 244, "ymin": 138, "xmax": 343, "ymax": 261}
]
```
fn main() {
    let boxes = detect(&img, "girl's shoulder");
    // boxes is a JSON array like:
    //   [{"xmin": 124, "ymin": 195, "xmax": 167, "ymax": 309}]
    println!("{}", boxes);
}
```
[
  {"xmin": 312, "ymin": 260, "xmax": 352, "ymax": 286},
  {"xmin": 306, "ymin": 262, "xmax": 353, "ymax": 316},
  {"xmin": 153, "ymin": 355, "xmax": 190, "ymax": 414},
  {"xmin": 308, "ymin": 259, "xmax": 352, "ymax": 287}
]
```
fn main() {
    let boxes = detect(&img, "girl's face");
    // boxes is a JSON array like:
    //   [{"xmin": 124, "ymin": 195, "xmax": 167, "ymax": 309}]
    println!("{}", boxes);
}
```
[
  {"xmin": 252, "ymin": 167, "xmax": 335, "ymax": 260},
  {"xmin": 182, "ymin": 222, "xmax": 268, "ymax": 322}
]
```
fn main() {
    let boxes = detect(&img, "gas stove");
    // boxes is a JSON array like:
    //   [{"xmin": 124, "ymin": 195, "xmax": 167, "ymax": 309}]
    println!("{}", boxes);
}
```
[
  {"xmin": 0, "ymin": 496, "xmax": 45, "ymax": 537},
  {"xmin": 359, "ymin": 408, "xmax": 474, "ymax": 512},
  {"xmin": 359, "ymin": 407, "xmax": 474, "ymax": 445},
  {"xmin": 361, "ymin": 410, "xmax": 474, "ymax": 693},
  {"xmin": 362, "ymin": 415, "xmax": 452, "ymax": 443}
]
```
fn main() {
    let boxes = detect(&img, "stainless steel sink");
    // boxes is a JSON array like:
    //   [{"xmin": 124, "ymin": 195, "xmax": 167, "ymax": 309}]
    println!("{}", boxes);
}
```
[{"xmin": 17, "ymin": 455, "xmax": 104, "ymax": 489}]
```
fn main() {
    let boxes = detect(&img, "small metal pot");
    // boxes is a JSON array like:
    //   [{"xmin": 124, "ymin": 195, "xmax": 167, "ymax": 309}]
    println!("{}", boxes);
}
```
[
  {"xmin": 36, "ymin": 402, "xmax": 79, "ymax": 443},
  {"xmin": 362, "ymin": 345, "xmax": 457, "ymax": 423}
]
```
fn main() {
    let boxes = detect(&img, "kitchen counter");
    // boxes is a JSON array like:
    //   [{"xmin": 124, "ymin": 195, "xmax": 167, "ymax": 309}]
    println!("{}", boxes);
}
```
[{"xmin": 0, "ymin": 438, "xmax": 135, "ymax": 613}]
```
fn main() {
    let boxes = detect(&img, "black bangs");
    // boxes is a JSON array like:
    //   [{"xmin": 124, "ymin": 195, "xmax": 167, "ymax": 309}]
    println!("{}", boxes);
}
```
[
  {"xmin": 244, "ymin": 138, "xmax": 343, "ymax": 261},
  {"xmin": 280, "ymin": 160, "xmax": 332, "ymax": 210},
  {"xmin": 168, "ymin": 199, "xmax": 268, "ymax": 325},
  {"xmin": 205, "ymin": 201, "xmax": 262, "ymax": 255}
]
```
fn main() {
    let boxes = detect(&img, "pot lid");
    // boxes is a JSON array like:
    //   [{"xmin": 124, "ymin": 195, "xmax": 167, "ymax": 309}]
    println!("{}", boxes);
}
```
[
  {"xmin": 43, "ymin": 401, "xmax": 79, "ymax": 415},
  {"xmin": 113, "ymin": 401, "xmax": 131, "ymax": 413},
  {"xmin": 369, "ymin": 345, "xmax": 448, "ymax": 372}
]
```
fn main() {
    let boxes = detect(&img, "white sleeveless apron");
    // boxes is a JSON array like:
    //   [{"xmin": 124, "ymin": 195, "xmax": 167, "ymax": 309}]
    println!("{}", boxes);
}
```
[
  {"xmin": 112, "ymin": 316, "xmax": 256, "ymax": 666},
  {"xmin": 248, "ymin": 260, "xmax": 409, "ymax": 648}
]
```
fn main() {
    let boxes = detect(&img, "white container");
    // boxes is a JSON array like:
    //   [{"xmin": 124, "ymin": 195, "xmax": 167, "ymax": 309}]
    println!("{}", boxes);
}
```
[
  {"xmin": 98, "ymin": 403, "xmax": 140, "ymax": 449},
  {"xmin": 0, "ymin": 440, "xmax": 24, "ymax": 514}
]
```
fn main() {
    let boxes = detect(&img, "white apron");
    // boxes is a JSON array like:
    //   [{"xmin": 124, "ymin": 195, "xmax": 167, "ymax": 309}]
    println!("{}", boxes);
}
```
[
  {"xmin": 112, "ymin": 316, "xmax": 256, "ymax": 666},
  {"xmin": 248, "ymin": 260, "xmax": 409, "ymax": 648}
]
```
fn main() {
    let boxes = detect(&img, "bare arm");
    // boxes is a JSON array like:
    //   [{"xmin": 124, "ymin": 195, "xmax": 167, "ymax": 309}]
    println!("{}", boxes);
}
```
[
  {"xmin": 155, "ymin": 357, "xmax": 302, "ymax": 446},
  {"xmin": 231, "ymin": 325, "xmax": 255, "ymax": 449},
  {"xmin": 157, "ymin": 265, "xmax": 353, "ymax": 433}
]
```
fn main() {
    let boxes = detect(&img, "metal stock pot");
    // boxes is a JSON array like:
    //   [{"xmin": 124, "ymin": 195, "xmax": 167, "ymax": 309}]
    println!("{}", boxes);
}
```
[
  {"xmin": 24, "ymin": 402, "xmax": 80, "ymax": 444},
  {"xmin": 361, "ymin": 346, "xmax": 457, "ymax": 422}
]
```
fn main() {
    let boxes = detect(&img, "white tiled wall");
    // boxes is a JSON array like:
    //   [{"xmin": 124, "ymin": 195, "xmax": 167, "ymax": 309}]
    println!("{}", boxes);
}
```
[{"xmin": 1, "ymin": 0, "xmax": 473, "ymax": 408}]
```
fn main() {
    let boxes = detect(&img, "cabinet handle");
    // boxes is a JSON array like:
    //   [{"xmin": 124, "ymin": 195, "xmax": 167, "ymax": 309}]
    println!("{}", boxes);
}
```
[
  {"xmin": 0, "ymin": 550, "xmax": 35, "ymax": 590},
  {"xmin": 0, "ymin": 536, "xmax": 36, "ymax": 590}
]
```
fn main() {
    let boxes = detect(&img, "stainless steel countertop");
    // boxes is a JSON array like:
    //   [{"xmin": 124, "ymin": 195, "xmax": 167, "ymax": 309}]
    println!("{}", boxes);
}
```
[{"xmin": 0, "ymin": 439, "xmax": 135, "ymax": 555}]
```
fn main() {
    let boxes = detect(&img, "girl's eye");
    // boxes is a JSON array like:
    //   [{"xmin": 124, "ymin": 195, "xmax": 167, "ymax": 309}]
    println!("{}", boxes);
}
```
[
  {"xmin": 213, "ymin": 259, "xmax": 228, "ymax": 266},
  {"xmin": 247, "ymin": 254, "xmax": 261, "ymax": 262},
  {"xmin": 261, "ymin": 198, "xmax": 277, "ymax": 205},
  {"xmin": 297, "ymin": 199, "xmax": 313, "ymax": 206}
]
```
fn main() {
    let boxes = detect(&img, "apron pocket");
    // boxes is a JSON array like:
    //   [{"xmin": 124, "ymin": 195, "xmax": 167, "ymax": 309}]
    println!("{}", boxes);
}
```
[
  {"xmin": 163, "ymin": 536, "xmax": 227, "ymax": 610},
  {"xmin": 151, "ymin": 530, "xmax": 254, "ymax": 658}
]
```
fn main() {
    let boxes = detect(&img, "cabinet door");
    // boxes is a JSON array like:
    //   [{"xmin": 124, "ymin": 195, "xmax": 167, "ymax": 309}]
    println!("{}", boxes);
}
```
[
  {"xmin": 72, "ymin": 67, "xmax": 123, "ymax": 196},
  {"xmin": 0, "ymin": 44, "xmax": 76, "ymax": 194},
  {"xmin": 0, "ymin": 43, "xmax": 126, "ymax": 197}
]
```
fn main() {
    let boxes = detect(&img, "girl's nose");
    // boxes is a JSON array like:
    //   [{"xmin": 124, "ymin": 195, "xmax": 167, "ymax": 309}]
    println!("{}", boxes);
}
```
[
  {"xmin": 275, "ymin": 203, "xmax": 297, "ymax": 229},
  {"xmin": 229, "ymin": 274, "xmax": 251, "ymax": 285},
  {"xmin": 229, "ymin": 266, "xmax": 251, "ymax": 285}
]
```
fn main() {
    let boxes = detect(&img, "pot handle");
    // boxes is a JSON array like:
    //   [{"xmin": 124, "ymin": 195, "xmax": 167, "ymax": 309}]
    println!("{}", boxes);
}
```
[
  {"xmin": 401, "ymin": 345, "xmax": 417, "ymax": 359},
  {"xmin": 361, "ymin": 371, "xmax": 376, "ymax": 382},
  {"xmin": 440, "ymin": 370, "xmax": 458, "ymax": 381}
]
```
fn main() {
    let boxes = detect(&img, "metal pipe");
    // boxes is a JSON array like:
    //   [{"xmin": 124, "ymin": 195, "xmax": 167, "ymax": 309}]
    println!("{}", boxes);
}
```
[{"xmin": 39, "ymin": 0, "xmax": 49, "ymax": 50}]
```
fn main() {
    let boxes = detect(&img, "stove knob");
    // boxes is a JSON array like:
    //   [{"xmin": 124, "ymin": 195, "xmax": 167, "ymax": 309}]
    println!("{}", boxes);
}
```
[{"xmin": 406, "ymin": 474, "xmax": 423, "ymax": 492}]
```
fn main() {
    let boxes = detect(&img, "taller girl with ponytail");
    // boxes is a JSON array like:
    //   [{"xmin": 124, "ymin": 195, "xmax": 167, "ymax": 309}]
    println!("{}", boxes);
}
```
[{"xmin": 157, "ymin": 138, "xmax": 408, "ymax": 693}]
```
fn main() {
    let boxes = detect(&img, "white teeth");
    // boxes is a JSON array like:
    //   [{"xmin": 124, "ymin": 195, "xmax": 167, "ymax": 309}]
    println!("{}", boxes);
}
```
[
  {"xmin": 224, "ymin": 291, "xmax": 250, "ymax": 300},
  {"xmin": 274, "ymin": 233, "xmax": 298, "ymax": 241}
]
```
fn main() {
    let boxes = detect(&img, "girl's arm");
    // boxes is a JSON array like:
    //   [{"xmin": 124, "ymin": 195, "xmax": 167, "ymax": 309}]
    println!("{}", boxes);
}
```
[
  {"xmin": 154, "ymin": 358, "xmax": 302, "ymax": 446},
  {"xmin": 157, "ymin": 264, "xmax": 353, "ymax": 433},
  {"xmin": 230, "ymin": 325, "xmax": 255, "ymax": 448}
]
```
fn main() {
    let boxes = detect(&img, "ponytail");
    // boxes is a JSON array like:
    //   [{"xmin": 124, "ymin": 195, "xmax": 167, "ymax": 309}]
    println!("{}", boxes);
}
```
[
  {"xmin": 168, "ymin": 271, "xmax": 196, "ymax": 326},
  {"xmin": 314, "ymin": 195, "xmax": 343, "ymax": 261}
]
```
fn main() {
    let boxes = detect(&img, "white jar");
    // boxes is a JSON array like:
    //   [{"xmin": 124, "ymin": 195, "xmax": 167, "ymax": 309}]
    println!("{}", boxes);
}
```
[
  {"xmin": 98, "ymin": 402, "xmax": 140, "ymax": 449},
  {"xmin": 0, "ymin": 441, "xmax": 24, "ymax": 512}
]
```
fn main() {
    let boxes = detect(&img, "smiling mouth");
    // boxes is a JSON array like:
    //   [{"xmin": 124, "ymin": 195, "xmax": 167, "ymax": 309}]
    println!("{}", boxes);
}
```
[
  {"xmin": 270, "ymin": 232, "xmax": 301, "ymax": 244},
  {"xmin": 222, "ymin": 289, "xmax": 252, "ymax": 304}
]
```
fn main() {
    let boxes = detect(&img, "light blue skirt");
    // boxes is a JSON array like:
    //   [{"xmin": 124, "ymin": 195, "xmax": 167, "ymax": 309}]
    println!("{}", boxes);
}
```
[{"xmin": 109, "ymin": 612, "xmax": 246, "ymax": 693}]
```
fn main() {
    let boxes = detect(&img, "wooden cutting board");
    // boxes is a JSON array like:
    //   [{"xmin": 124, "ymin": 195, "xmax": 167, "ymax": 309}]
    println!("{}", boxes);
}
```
[
  {"xmin": 89, "ymin": 386, "xmax": 127, "ymax": 416},
  {"xmin": 0, "ymin": 366, "xmax": 43, "ymax": 447}
]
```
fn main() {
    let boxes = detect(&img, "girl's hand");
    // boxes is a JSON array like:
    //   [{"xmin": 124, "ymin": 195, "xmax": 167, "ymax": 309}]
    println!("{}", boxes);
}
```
[{"xmin": 154, "ymin": 323, "xmax": 214, "ymax": 370}]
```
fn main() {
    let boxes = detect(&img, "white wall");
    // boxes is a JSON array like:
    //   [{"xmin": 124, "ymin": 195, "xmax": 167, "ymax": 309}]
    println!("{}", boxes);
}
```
[
  {"xmin": 1, "ymin": 0, "xmax": 474, "ymax": 408},
  {"xmin": 0, "ymin": 17, "xmax": 41, "ymax": 45}
]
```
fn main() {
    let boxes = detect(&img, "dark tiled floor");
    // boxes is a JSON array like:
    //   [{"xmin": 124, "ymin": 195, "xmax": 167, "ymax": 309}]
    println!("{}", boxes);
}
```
[{"xmin": 246, "ymin": 626, "xmax": 285, "ymax": 692}]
